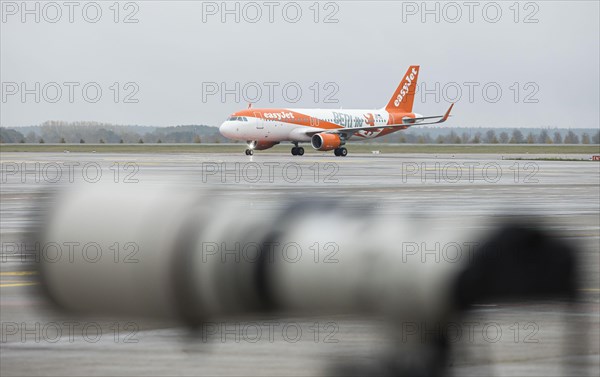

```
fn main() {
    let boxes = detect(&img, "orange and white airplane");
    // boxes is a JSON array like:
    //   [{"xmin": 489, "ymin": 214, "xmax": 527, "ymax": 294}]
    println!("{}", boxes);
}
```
[{"xmin": 219, "ymin": 66, "xmax": 453, "ymax": 156}]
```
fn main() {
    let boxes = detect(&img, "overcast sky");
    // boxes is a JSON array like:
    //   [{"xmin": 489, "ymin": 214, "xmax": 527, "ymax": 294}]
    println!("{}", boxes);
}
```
[{"xmin": 1, "ymin": 0, "xmax": 599, "ymax": 128}]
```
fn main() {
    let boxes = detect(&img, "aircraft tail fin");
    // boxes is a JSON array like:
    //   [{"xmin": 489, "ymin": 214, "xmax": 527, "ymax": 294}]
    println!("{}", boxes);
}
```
[{"xmin": 385, "ymin": 65, "xmax": 419, "ymax": 113}]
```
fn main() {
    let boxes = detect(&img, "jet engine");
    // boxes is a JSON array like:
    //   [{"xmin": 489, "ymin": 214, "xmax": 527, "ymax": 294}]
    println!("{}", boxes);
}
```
[{"xmin": 311, "ymin": 133, "xmax": 342, "ymax": 151}]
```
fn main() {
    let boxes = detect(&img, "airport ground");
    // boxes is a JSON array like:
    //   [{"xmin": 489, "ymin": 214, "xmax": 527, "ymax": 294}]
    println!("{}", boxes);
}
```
[
  {"xmin": 1, "ymin": 149, "xmax": 598, "ymax": 376},
  {"xmin": 1, "ymin": 143, "xmax": 599, "ymax": 156}
]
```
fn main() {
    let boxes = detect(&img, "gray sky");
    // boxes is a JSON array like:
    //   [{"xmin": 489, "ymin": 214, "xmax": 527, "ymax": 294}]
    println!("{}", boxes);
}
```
[{"xmin": 1, "ymin": 0, "xmax": 599, "ymax": 128}]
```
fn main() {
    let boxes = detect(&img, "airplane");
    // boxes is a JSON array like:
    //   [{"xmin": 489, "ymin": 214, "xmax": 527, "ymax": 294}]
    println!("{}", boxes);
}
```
[{"xmin": 219, "ymin": 65, "xmax": 454, "ymax": 156}]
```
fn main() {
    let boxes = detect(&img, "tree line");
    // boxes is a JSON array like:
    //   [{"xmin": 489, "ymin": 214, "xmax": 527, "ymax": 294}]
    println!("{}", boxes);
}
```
[
  {"xmin": 0, "ymin": 121, "xmax": 598, "ymax": 144},
  {"xmin": 0, "ymin": 122, "xmax": 229, "ymax": 144},
  {"xmin": 377, "ymin": 128, "xmax": 599, "ymax": 144}
]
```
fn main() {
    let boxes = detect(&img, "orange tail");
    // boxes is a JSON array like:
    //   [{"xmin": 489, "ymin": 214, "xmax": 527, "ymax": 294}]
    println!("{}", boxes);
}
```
[{"xmin": 385, "ymin": 65, "xmax": 420, "ymax": 113}]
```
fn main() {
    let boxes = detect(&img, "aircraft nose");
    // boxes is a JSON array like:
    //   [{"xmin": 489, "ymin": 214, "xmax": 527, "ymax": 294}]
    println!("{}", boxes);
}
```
[{"xmin": 219, "ymin": 122, "xmax": 234, "ymax": 138}]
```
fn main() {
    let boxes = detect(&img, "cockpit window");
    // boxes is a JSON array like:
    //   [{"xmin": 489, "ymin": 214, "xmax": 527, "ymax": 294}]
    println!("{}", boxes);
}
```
[{"xmin": 228, "ymin": 116, "xmax": 250, "ymax": 121}]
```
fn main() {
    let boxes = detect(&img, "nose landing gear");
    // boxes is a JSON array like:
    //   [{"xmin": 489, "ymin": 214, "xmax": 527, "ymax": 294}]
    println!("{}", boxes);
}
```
[{"xmin": 245, "ymin": 149, "xmax": 254, "ymax": 156}]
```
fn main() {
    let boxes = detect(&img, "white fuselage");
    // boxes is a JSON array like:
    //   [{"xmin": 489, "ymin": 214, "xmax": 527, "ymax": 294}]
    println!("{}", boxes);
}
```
[{"xmin": 219, "ymin": 108, "xmax": 421, "ymax": 142}]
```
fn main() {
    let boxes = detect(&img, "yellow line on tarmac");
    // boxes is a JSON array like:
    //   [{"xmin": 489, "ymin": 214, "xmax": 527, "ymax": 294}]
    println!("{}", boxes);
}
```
[
  {"xmin": 0, "ymin": 271, "xmax": 37, "ymax": 276},
  {"xmin": 0, "ymin": 282, "xmax": 38, "ymax": 288},
  {"xmin": 579, "ymin": 288, "xmax": 600, "ymax": 292}
]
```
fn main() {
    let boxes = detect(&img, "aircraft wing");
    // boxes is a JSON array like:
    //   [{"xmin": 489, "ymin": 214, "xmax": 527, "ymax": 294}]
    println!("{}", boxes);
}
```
[{"xmin": 305, "ymin": 104, "xmax": 453, "ymax": 137}]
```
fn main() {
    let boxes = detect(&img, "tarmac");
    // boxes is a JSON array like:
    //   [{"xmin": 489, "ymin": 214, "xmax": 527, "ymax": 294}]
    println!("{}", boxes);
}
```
[{"xmin": 1, "ymin": 152, "xmax": 598, "ymax": 376}]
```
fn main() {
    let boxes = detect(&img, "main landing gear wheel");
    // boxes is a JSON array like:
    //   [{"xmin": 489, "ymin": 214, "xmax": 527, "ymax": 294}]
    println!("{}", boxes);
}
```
[
  {"xmin": 334, "ymin": 147, "xmax": 347, "ymax": 157},
  {"xmin": 245, "ymin": 149, "xmax": 254, "ymax": 156},
  {"xmin": 291, "ymin": 146, "xmax": 304, "ymax": 156}
]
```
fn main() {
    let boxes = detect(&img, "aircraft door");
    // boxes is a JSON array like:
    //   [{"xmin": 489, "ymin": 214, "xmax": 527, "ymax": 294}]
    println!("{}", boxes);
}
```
[
  {"xmin": 310, "ymin": 116, "xmax": 320, "ymax": 127},
  {"xmin": 254, "ymin": 112, "xmax": 264, "ymax": 129}
]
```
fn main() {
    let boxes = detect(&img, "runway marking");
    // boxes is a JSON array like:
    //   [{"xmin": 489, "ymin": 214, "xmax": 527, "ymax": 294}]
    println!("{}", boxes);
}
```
[
  {"xmin": 0, "ymin": 282, "xmax": 38, "ymax": 288},
  {"xmin": 0, "ymin": 271, "xmax": 37, "ymax": 276}
]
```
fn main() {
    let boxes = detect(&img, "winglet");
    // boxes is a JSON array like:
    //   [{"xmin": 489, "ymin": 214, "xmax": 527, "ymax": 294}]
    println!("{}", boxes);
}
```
[
  {"xmin": 442, "ymin": 103, "xmax": 454, "ymax": 122},
  {"xmin": 247, "ymin": 103, "xmax": 252, "ymax": 109}
]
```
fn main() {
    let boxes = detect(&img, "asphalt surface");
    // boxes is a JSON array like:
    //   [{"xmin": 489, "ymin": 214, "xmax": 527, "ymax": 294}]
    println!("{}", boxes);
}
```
[{"xmin": 1, "ymin": 152, "xmax": 599, "ymax": 376}]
